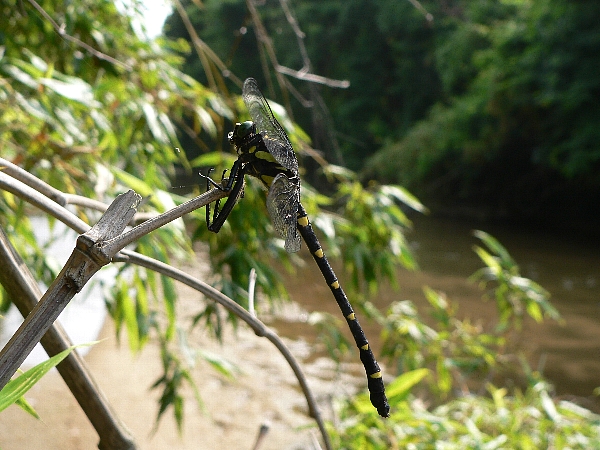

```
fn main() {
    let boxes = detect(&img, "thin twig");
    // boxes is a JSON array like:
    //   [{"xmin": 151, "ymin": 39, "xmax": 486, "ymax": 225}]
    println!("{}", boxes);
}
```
[
  {"xmin": 407, "ymin": 0, "xmax": 434, "ymax": 22},
  {"xmin": 25, "ymin": 0, "xmax": 132, "ymax": 70},
  {"xmin": 245, "ymin": 0, "xmax": 290, "ymax": 106},
  {"xmin": 248, "ymin": 268, "xmax": 257, "ymax": 317},
  {"xmin": 277, "ymin": 0, "xmax": 349, "ymax": 89},
  {"xmin": 0, "ymin": 158, "xmax": 178, "ymax": 224},
  {"xmin": 172, "ymin": 0, "xmax": 242, "ymax": 89},
  {"xmin": 100, "ymin": 187, "xmax": 226, "ymax": 256},
  {"xmin": 251, "ymin": 421, "xmax": 270, "ymax": 450},
  {"xmin": 275, "ymin": 65, "xmax": 349, "ymax": 89},
  {"xmin": 245, "ymin": 0, "xmax": 348, "ymax": 165}
]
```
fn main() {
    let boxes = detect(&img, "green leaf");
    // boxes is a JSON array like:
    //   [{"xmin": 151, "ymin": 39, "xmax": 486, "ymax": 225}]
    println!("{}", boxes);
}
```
[
  {"xmin": 473, "ymin": 230, "xmax": 513, "ymax": 264},
  {"xmin": 540, "ymin": 389, "xmax": 559, "ymax": 421},
  {"xmin": 162, "ymin": 275, "xmax": 177, "ymax": 340},
  {"xmin": 380, "ymin": 185, "xmax": 428, "ymax": 213},
  {"xmin": 14, "ymin": 396, "xmax": 39, "ymax": 418},
  {"xmin": 120, "ymin": 284, "xmax": 140, "ymax": 352},
  {"xmin": 386, "ymin": 368, "xmax": 429, "ymax": 401},
  {"xmin": 111, "ymin": 167, "xmax": 156, "ymax": 200},
  {"xmin": 39, "ymin": 78, "xmax": 98, "ymax": 106},
  {"xmin": 3, "ymin": 64, "xmax": 39, "ymax": 89},
  {"xmin": 525, "ymin": 300, "xmax": 543, "ymax": 323},
  {"xmin": 142, "ymin": 102, "xmax": 169, "ymax": 145},
  {"xmin": 195, "ymin": 106, "xmax": 217, "ymax": 138},
  {"xmin": 0, "ymin": 345, "xmax": 86, "ymax": 413},
  {"xmin": 196, "ymin": 350, "xmax": 237, "ymax": 379},
  {"xmin": 472, "ymin": 246, "xmax": 500, "ymax": 274}
]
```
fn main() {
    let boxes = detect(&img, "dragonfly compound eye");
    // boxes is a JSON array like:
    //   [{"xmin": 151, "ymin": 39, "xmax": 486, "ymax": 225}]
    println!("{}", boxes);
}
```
[{"xmin": 238, "ymin": 121, "xmax": 255, "ymax": 138}]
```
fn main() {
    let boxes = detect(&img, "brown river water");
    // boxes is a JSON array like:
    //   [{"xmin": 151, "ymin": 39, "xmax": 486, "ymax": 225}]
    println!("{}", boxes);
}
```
[{"xmin": 277, "ymin": 214, "xmax": 600, "ymax": 409}]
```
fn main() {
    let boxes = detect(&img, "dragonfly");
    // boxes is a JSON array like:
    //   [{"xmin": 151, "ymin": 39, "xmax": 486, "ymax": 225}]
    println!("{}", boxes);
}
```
[{"xmin": 206, "ymin": 77, "xmax": 390, "ymax": 418}]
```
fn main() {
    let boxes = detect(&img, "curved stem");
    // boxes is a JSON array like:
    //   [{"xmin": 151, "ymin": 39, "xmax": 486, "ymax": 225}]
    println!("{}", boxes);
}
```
[{"xmin": 114, "ymin": 250, "xmax": 332, "ymax": 450}]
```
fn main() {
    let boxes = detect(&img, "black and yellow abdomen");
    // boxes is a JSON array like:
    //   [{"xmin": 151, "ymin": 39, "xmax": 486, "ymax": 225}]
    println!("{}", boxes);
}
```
[{"xmin": 296, "ymin": 205, "xmax": 389, "ymax": 418}]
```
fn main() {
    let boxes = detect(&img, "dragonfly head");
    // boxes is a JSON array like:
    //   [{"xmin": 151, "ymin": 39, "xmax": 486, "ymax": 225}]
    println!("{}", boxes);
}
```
[{"xmin": 228, "ymin": 121, "xmax": 256, "ymax": 146}]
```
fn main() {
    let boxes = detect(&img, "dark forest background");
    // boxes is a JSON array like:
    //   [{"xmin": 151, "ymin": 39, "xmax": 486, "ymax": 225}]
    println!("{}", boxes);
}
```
[{"xmin": 164, "ymin": 0, "xmax": 600, "ymax": 230}]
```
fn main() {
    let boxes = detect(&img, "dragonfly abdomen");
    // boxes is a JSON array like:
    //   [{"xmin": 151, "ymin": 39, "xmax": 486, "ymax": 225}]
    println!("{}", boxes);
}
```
[{"xmin": 296, "ymin": 204, "xmax": 390, "ymax": 418}]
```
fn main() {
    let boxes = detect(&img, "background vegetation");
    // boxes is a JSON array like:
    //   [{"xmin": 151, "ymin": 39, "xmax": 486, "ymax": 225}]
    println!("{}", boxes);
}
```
[
  {"xmin": 165, "ymin": 0, "xmax": 600, "ymax": 228},
  {"xmin": 1, "ymin": 0, "xmax": 599, "ymax": 447}
]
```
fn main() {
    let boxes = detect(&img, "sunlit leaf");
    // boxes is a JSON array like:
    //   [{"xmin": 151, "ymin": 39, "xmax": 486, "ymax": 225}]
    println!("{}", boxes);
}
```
[
  {"xmin": 2, "ymin": 64, "xmax": 39, "ymax": 89},
  {"xmin": 380, "ymin": 185, "xmax": 428, "ymax": 213},
  {"xmin": 39, "ymin": 78, "xmax": 99, "ymax": 106},
  {"xmin": 14, "ymin": 396, "xmax": 39, "ymax": 419},
  {"xmin": 197, "ymin": 349, "xmax": 238, "ymax": 379},
  {"xmin": 540, "ymin": 389, "xmax": 559, "ymax": 421},
  {"xmin": 473, "ymin": 246, "xmax": 500, "ymax": 273},
  {"xmin": 0, "ymin": 345, "xmax": 88, "ymax": 413},
  {"xmin": 142, "ymin": 102, "xmax": 168, "ymax": 144},
  {"xmin": 162, "ymin": 275, "xmax": 177, "ymax": 340},
  {"xmin": 473, "ymin": 230, "xmax": 513, "ymax": 264},
  {"xmin": 195, "ymin": 106, "xmax": 217, "ymax": 138},
  {"xmin": 111, "ymin": 167, "xmax": 154, "ymax": 198},
  {"xmin": 386, "ymin": 368, "xmax": 429, "ymax": 401},
  {"xmin": 525, "ymin": 300, "xmax": 543, "ymax": 323}
]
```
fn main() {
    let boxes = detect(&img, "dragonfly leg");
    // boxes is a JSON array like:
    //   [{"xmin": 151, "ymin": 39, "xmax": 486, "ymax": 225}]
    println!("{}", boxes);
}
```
[
  {"xmin": 205, "ymin": 161, "xmax": 246, "ymax": 233},
  {"xmin": 200, "ymin": 167, "xmax": 226, "ymax": 191}
]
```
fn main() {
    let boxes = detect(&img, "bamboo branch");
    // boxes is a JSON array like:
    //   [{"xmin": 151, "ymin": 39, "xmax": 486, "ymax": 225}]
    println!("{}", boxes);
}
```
[
  {"xmin": 0, "ymin": 190, "xmax": 141, "ymax": 390},
  {"xmin": 0, "ymin": 166, "xmax": 332, "ymax": 450},
  {"xmin": 0, "ymin": 226, "xmax": 137, "ymax": 450}
]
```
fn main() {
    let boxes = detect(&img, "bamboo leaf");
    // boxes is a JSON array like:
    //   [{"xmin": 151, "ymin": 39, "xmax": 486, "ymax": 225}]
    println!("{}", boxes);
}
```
[{"xmin": 0, "ymin": 345, "xmax": 88, "ymax": 413}]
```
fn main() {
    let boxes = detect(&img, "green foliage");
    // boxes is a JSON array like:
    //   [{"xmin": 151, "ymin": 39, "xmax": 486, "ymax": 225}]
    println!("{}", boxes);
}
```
[
  {"xmin": 380, "ymin": 290, "xmax": 502, "ymax": 398},
  {"xmin": 329, "ymin": 232, "xmax": 592, "ymax": 448},
  {"xmin": 470, "ymin": 230, "xmax": 561, "ymax": 331},
  {"xmin": 0, "ymin": 0, "xmax": 241, "ymax": 429},
  {"xmin": 318, "ymin": 178, "xmax": 424, "ymax": 299},
  {"xmin": 0, "ymin": 345, "xmax": 82, "ymax": 416},
  {"xmin": 332, "ymin": 380, "xmax": 600, "ymax": 449},
  {"xmin": 380, "ymin": 230, "xmax": 560, "ymax": 398},
  {"xmin": 367, "ymin": 0, "xmax": 600, "ymax": 216}
]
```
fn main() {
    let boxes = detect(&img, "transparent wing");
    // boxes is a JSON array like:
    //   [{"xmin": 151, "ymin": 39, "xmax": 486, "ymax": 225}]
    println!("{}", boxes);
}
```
[
  {"xmin": 266, "ymin": 173, "xmax": 301, "ymax": 253},
  {"xmin": 242, "ymin": 78, "xmax": 299, "ymax": 174}
]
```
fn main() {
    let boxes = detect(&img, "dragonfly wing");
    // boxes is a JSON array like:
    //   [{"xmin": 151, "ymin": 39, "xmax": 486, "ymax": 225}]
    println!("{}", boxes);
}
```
[
  {"xmin": 242, "ymin": 78, "xmax": 299, "ymax": 174},
  {"xmin": 266, "ymin": 173, "xmax": 301, "ymax": 253}
]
